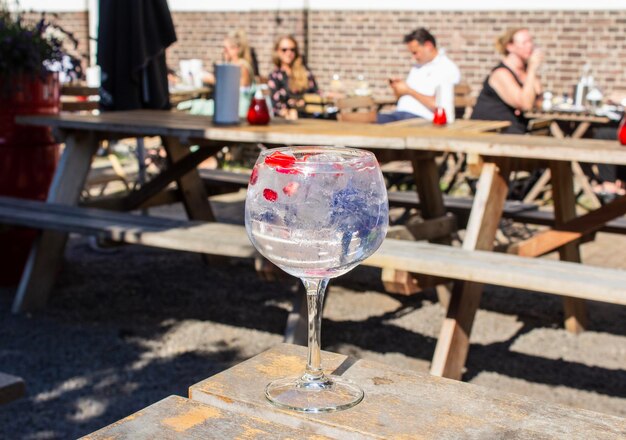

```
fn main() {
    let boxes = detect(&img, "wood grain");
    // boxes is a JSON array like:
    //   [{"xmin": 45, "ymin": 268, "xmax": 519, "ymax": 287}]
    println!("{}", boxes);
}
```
[
  {"xmin": 189, "ymin": 344, "xmax": 626, "ymax": 440},
  {"xmin": 81, "ymin": 395, "xmax": 329, "ymax": 439}
]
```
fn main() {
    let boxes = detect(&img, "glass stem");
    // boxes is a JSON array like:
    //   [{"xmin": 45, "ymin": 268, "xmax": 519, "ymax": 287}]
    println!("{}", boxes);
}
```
[{"xmin": 301, "ymin": 277, "xmax": 329, "ymax": 382}]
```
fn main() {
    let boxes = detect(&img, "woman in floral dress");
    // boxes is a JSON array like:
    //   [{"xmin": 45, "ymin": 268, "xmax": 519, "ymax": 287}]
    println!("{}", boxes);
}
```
[{"xmin": 267, "ymin": 35, "xmax": 319, "ymax": 119}]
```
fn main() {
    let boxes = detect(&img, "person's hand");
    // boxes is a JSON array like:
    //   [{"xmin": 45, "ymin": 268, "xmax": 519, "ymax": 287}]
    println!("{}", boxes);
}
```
[
  {"xmin": 389, "ymin": 79, "xmax": 410, "ymax": 98},
  {"xmin": 286, "ymin": 108, "xmax": 299, "ymax": 120},
  {"xmin": 527, "ymin": 48, "xmax": 544, "ymax": 72}
]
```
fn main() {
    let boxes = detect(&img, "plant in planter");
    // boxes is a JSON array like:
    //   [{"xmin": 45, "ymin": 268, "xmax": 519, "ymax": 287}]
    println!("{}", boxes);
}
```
[{"xmin": 0, "ymin": 2, "xmax": 82, "ymax": 284}]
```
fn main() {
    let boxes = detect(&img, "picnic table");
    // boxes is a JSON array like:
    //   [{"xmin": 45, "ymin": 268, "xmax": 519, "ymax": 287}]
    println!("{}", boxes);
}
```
[
  {"xmin": 82, "ymin": 344, "xmax": 626, "ymax": 439},
  {"xmin": 10, "ymin": 111, "xmax": 507, "ymax": 310},
  {"xmin": 404, "ymin": 132, "xmax": 626, "ymax": 377},
  {"xmin": 60, "ymin": 83, "xmax": 212, "ymax": 111},
  {"xmin": 9, "ymin": 110, "xmax": 626, "ymax": 382},
  {"xmin": 523, "ymin": 109, "xmax": 617, "ymax": 206}
]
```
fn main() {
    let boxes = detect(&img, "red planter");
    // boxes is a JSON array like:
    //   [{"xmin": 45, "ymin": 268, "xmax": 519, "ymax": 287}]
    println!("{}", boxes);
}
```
[{"xmin": 0, "ymin": 73, "xmax": 60, "ymax": 285}]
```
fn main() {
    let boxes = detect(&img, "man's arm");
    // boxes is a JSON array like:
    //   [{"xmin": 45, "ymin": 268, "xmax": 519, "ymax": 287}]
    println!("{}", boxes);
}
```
[{"xmin": 390, "ymin": 79, "xmax": 437, "ymax": 111}]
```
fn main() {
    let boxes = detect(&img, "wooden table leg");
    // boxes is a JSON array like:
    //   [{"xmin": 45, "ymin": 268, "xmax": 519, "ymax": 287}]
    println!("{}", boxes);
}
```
[
  {"xmin": 550, "ymin": 160, "xmax": 588, "ymax": 333},
  {"xmin": 523, "ymin": 168, "xmax": 551, "ymax": 204},
  {"xmin": 382, "ymin": 152, "xmax": 452, "ymax": 303},
  {"xmin": 430, "ymin": 160, "xmax": 510, "ymax": 380},
  {"xmin": 161, "ymin": 136, "xmax": 215, "ymax": 222},
  {"xmin": 12, "ymin": 131, "xmax": 100, "ymax": 313},
  {"xmin": 553, "ymin": 122, "xmax": 600, "ymax": 208},
  {"xmin": 414, "ymin": 152, "xmax": 454, "ymax": 306},
  {"xmin": 571, "ymin": 161, "xmax": 601, "ymax": 209}
]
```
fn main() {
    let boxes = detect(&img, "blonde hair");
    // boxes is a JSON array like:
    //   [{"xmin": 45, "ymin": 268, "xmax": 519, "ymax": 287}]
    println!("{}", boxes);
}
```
[
  {"xmin": 495, "ymin": 28, "xmax": 527, "ymax": 56},
  {"xmin": 272, "ymin": 35, "xmax": 309, "ymax": 92},
  {"xmin": 225, "ymin": 29, "xmax": 253, "ymax": 67}
]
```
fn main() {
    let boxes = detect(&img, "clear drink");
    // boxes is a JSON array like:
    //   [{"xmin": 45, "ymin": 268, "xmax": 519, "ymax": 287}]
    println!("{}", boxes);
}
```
[{"xmin": 244, "ymin": 146, "xmax": 389, "ymax": 412}]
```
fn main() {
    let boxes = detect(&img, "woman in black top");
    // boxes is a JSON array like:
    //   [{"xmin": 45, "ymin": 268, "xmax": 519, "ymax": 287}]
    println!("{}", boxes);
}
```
[{"xmin": 472, "ymin": 28, "xmax": 543, "ymax": 134}]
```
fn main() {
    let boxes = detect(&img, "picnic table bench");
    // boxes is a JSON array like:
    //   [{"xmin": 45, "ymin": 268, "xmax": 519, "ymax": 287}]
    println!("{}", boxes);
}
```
[
  {"xmin": 0, "ymin": 372, "xmax": 25, "ymax": 406},
  {"xmin": 82, "ymin": 344, "xmax": 626, "ymax": 439},
  {"xmin": 6, "ymin": 110, "xmax": 626, "ymax": 382},
  {"xmin": 3, "ymin": 196, "xmax": 626, "ymax": 308},
  {"xmin": 196, "ymin": 168, "xmax": 626, "ymax": 235},
  {"xmin": 2, "ymin": 195, "xmax": 626, "ymax": 366}
]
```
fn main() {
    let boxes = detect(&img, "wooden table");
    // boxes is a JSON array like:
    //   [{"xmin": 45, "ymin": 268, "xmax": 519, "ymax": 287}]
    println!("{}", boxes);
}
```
[
  {"xmin": 13, "ymin": 110, "xmax": 626, "ymax": 382},
  {"xmin": 12, "ymin": 111, "xmax": 507, "ymax": 311},
  {"xmin": 524, "ymin": 110, "xmax": 615, "ymax": 207},
  {"xmin": 83, "ymin": 344, "xmax": 626, "ymax": 439},
  {"xmin": 60, "ymin": 84, "xmax": 213, "ymax": 111},
  {"xmin": 168, "ymin": 86, "xmax": 212, "ymax": 106},
  {"xmin": 525, "ymin": 109, "xmax": 612, "ymax": 138},
  {"xmin": 405, "ymin": 132, "xmax": 626, "ymax": 378}
]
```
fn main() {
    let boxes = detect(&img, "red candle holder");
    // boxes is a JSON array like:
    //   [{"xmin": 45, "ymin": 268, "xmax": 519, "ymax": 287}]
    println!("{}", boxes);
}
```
[
  {"xmin": 433, "ymin": 107, "xmax": 447, "ymax": 126},
  {"xmin": 247, "ymin": 91, "xmax": 270, "ymax": 126},
  {"xmin": 618, "ymin": 114, "xmax": 626, "ymax": 146}
]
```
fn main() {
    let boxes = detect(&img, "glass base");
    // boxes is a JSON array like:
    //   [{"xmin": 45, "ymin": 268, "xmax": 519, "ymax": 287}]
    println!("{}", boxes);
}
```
[{"xmin": 265, "ymin": 374, "xmax": 364, "ymax": 413}]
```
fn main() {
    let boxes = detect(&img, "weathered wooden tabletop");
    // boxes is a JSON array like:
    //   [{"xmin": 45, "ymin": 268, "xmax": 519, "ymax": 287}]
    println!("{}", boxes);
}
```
[
  {"xmin": 80, "ymin": 344, "xmax": 626, "ymax": 439},
  {"xmin": 19, "ymin": 110, "xmax": 625, "ymax": 164},
  {"xmin": 17, "ymin": 110, "xmax": 509, "ymax": 150},
  {"xmin": 186, "ymin": 344, "xmax": 623, "ymax": 439},
  {"xmin": 80, "ymin": 395, "xmax": 329, "ymax": 440},
  {"xmin": 525, "ymin": 110, "xmax": 612, "ymax": 124}
]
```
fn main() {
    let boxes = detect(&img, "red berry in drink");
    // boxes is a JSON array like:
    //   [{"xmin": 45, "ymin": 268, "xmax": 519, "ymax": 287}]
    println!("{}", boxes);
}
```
[
  {"xmin": 282, "ymin": 181, "xmax": 299, "ymax": 196},
  {"xmin": 263, "ymin": 188, "xmax": 278, "ymax": 202},
  {"xmin": 265, "ymin": 151, "xmax": 296, "ymax": 168},
  {"xmin": 249, "ymin": 166, "xmax": 259, "ymax": 185}
]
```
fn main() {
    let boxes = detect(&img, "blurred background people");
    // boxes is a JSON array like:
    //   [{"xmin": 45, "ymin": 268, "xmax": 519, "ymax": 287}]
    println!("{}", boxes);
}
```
[
  {"xmin": 471, "ymin": 28, "xmax": 543, "ymax": 134},
  {"xmin": 377, "ymin": 27, "xmax": 460, "ymax": 124},
  {"xmin": 203, "ymin": 29, "xmax": 255, "ymax": 88},
  {"xmin": 267, "ymin": 35, "xmax": 319, "ymax": 120}
]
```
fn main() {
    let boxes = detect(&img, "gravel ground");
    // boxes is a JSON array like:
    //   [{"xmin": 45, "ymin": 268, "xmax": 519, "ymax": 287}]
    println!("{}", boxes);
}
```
[{"xmin": 1, "ymin": 194, "xmax": 625, "ymax": 439}]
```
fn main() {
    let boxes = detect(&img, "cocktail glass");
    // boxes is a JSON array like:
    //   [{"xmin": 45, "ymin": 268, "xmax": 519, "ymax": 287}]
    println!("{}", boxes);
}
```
[{"xmin": 245, "ymin": 146, "xmax": 388, "ymax": 412}]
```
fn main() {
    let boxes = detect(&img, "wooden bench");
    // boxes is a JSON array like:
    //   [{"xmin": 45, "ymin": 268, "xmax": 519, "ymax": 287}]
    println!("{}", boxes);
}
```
[
  {"xmin": 60, "ymin": 84, "xmax": 99, "ymax": 113},
  {"xmin": 198, "ymin": 168, "xmax": 251, "ymax": 196},
  {"xmin": 2, "ymin": 195, "xmax": 625, "ymax": 378},
  {"xmin": 2, "ymin": 195, "xmax": 625, "ymax": 308},
  {"xmin": 0, "ymin": 372, "xmax": 25, "ymax": 405},
  {"xmin": 197, "ymin": 169, "xmax": 626, "ymax": 235},
  {"xmin": 387, "ymin": 190, "xmax": 626, "ymax": 234}
]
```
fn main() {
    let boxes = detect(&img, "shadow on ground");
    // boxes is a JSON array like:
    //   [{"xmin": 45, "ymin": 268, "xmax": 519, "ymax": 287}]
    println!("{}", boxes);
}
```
[{"xmin": 0, "ymin": 236, "xmax": 625, "ymax": 438}]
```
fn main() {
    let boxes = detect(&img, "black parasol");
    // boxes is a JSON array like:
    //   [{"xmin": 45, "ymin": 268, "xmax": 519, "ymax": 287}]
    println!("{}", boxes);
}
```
[{"xmin": 97, "ymin": 0, "xmax": 177, "ymax": 111}]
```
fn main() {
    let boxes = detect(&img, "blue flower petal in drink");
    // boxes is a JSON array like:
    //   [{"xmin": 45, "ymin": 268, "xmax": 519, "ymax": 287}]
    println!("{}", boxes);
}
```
[{"xmin": 331, "ymin": 186, "xmax": 388, "ymax": 264}]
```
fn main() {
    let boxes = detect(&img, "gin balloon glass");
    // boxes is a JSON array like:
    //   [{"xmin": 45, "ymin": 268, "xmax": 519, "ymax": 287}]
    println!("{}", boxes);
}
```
[{"xmin": 245, "ymin": 146, "xmax": 389, "ymax": 413}]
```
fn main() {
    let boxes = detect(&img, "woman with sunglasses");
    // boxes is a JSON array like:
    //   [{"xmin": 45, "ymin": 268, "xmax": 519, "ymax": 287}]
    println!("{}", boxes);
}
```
[{"xmin": 267, "ymin": 35, "xmax": 319, "ymax": 119}]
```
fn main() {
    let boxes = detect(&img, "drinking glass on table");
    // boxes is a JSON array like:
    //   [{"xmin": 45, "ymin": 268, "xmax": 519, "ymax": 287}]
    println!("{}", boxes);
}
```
[{"xmin": 245, "ymin": 146, "xmax": 389, "ymax": 412}]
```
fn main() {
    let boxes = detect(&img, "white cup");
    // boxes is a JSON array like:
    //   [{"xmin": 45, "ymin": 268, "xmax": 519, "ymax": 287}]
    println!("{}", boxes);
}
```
[{"xmin": 86, "ymin": 65, "xmax": 101, "ymax": 87}]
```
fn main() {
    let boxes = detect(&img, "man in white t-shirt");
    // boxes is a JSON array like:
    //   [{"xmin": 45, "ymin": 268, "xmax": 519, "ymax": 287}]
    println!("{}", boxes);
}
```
[{"xmin": 378, "ymin": 28, "xmax": 461, "ymax": 124}]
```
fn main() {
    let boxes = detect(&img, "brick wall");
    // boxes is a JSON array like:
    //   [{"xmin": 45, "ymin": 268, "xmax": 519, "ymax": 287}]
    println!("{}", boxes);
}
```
[
  {"xmin": 168, "ymin": 10, "xmax": 307, "ymax": 80},
  {"xmin": 52, "ymin": 9, "xmax": 626, "ymax": 100}
]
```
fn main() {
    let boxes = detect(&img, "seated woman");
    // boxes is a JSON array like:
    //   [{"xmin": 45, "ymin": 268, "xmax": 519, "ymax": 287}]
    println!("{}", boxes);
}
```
[
  {"xmin": 471, "ymin": 28, "xmax": 543, "ymax": 134},
  {"xmin": 204, "ymin": 29, "xmax": 255, "ymax": 88},
  {"xmin": 267, "ymin": 35, "xmax": 319, "ymax": 119}
]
